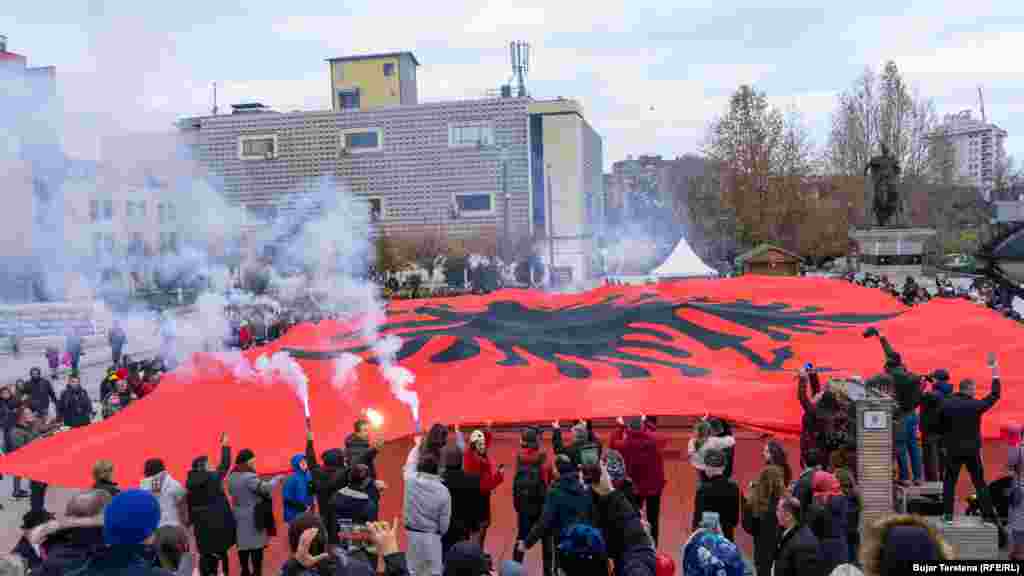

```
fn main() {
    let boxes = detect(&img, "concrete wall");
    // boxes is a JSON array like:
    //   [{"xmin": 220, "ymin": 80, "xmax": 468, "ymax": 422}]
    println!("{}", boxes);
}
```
[
  {"xmin": 331, "ymin": 56, "xmax": 403, "ymax": 110},
  {"xmin": 181, "ymin": 97, "xmax": 534, "ymax": 246},
  {"xmin": 529, "ymin": 100, "xmax": 600, "ymax": 281}
]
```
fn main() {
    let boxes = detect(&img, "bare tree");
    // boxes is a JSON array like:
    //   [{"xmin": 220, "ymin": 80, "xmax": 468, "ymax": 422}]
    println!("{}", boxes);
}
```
[
  {"xmin": 826, "ymin": 61, "xmax": 944, "ymax": 181},
  {"xmin": 994, "ymin": 154, "xmax": 1023, "ymax": 193},
  {"xmin": 703, "ymin": 85, "xmax": 814, "ymax": 248}
]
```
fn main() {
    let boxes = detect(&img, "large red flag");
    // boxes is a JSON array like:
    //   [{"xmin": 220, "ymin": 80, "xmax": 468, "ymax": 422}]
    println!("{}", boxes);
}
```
[{"xmin": 2, "ymin": 276, "xmax": 1021, "ymax": 488}]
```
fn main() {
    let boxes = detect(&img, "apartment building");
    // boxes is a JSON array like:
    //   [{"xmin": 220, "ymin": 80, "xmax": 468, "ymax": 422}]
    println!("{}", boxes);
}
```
[
  {"xmin": 933, "ymin": 110, "xmax": 1008, "ymax": 199},
  {"xmin": 177, "ymin": 52, "xmax": 604, "ymax": 282}
]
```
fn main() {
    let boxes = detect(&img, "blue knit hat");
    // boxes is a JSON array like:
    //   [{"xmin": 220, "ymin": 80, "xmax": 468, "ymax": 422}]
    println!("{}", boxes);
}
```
[
  {"xmin": 558, "ymin": 523, "xmax": 607, "ymax": 559},
  {"xmin": 104, "ymin": 489, "xmax": 161, "ymax": 545}
]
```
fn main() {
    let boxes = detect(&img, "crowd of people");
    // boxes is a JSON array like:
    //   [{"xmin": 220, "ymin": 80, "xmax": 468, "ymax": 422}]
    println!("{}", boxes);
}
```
[{"xmin": 0, "ymin": 318, "xmax": 1014, "ymax": 576}]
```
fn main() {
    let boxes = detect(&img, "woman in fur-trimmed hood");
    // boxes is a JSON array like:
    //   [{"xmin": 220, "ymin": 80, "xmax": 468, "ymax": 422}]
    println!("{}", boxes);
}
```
[{"xmin": 860, "ymin": 514, "xmax": 954, "ymax": 575}]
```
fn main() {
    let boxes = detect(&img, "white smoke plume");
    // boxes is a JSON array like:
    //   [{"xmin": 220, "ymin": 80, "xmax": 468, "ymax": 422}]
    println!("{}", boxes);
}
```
[
  {"xmin": 372, "ymin": 335, "xmax": 419, "ymax": 423},
  {"xmin": 331, "ymin": 353, "xmax": 364, "ymax": 393}
]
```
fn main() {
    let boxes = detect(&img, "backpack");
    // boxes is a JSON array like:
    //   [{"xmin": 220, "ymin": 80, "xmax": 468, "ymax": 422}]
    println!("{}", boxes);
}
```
[{"xmin": 513, "ymin": 453, "xmax": 545, "ymax": 516}]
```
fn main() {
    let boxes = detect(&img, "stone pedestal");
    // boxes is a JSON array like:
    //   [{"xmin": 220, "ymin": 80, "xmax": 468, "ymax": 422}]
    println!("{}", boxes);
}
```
[
  {"xmin": 850, "ymin": 227, "xmax": 936, "ymax": 279},
  {"xmin": 856, "ymin": 396, "xmax": 895, "ymax": 533}
]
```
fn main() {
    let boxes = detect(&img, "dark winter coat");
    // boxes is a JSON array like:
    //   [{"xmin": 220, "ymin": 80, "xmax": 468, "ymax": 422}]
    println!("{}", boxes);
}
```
[
  {"xmin": 68, "ymin": 544, "xmax": 176, "ymax": 576},
  {"xmin": 889, "ymin": 364, "xmax": 923, "ymax": 416},
  {"xmin": 523, "ymin": 474, "xmax": 592, "ymax": 549},
  {"xmin": 939, "ymin": 377, "xmax": 1001, "ymax": 455},
  {"xmin": 306, "ymin": 440, "xmax": 349, "ymax": 546},
  {"xmin": 809, "ymin": 496, "xmax": 849, "ymax": 574},
  {"xmin": 552, "ymin": 422, "xmax": 602, "ymax": 469},
  {"xmin": 332, "ymin": 484, "xmax": 380, "ymax": 529},
  {"xmin": 596, "ymin": 490, "xmax": 657, "ymax": 576},
  {"xmin": 185, "ymin": 446, "xmax": 236, "ymax": 555},
  {"xmin": 693, "ymin": 475, "xmax": 741, "ymax": 541},
  {"xmin": 588, "ymin": 488, "xmax": 640, "ymax": 574},
  {"xmin": 799, "ymin": 373, "xmax": 822, "ymax": 465},
  {"xmin": 58, "ymin": 386, "xmax": 94, "ymax": 428},
  {"xmin": 742, "ymin": 495, "xmax": 781, "ymax": 576},
  {"xmin": 442, "ymin": 468, "xmax": 484, "ymax": 542},
  {"xmin": 774, "ymin": 524, "xmax": 823, "ymax": 576},
  {"xmin": 32, "ymin": 518, "xmax": 106, "ymax": 576},
  {"xmin": 610, "ymin": 422, "xmax": 666, "ymax": 498},
  {"xmin": 26, "ymin": 376, "xmax": 57, "ymax": 416},
  {"xmin": 919, "ymin": 381, "xmax": 953, "ymax": 437},
  {"xmin": 345, "ymin": 434, "xmax": 379, "ymax": 479}
]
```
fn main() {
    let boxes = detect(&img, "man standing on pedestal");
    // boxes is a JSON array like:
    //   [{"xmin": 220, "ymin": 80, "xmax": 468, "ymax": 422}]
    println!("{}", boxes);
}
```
[{"xmin": 938, "ymin": 353, "xmax": 1001, "ymax": 528}]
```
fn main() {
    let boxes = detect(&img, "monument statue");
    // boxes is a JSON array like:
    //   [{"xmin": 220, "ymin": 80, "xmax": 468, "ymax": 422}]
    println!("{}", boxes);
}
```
[{"xmin": 864, "ymin": 143, "xmax": 903, "ymax": 227}]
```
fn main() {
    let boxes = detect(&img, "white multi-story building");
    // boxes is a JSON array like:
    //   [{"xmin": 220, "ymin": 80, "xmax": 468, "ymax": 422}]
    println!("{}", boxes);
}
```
[
  {"xmin": 933, "ymin": 110, "xmax": 1007, "ymax": 200},
  {"xmin": 177, "ymin": 51, "xmax": 605, "ymax": 283}
]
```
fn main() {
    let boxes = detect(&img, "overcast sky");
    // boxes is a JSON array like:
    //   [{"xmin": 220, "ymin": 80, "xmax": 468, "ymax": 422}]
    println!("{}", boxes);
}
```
[{"xmin": 3, "ymin": 0, "xmax": 1022, "ymax": 170}]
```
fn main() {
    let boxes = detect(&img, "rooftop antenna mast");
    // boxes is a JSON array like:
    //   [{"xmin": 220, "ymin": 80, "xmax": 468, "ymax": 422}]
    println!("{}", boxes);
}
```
[
  {"xmin": 510, "ymin": 41, "xmax": 530, "ymax": 97},
  {"xmin": 212, "ymin": 81, "xmax": 219, "ymax": 116},
  {"xmin": 978, "ymin": 85, "xmax": 986, "ymax": 124}
]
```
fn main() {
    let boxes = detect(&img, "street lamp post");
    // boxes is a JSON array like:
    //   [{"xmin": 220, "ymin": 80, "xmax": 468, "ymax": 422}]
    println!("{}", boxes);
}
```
[{"xmin": 546, "ymin": 163, "xmax": 554, "ymax": 288}]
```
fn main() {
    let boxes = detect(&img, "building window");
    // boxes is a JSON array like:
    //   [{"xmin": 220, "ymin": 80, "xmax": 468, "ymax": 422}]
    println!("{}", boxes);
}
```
[
  {"xmin": 166, "ymin": 203, "xmax": 176, "ymax": 222},
  {"xmin": 338, "ymin": 89, "xmax": 360, "ymax": 110},
  {"xmin": 103, "ymin": 199, "xmax": 114, "ymax": 220},
  {"xmin": 90, "ymin": 199, "xmax": 99, "ymax": 222},
  {"xmin": 367, "ymin": 197, "xmax": 383, "ymax": 221},
  {"xmin": 448, "ymin": 123, "xmax": 494, "ymax": 147},
  {"xmin": 138, "ymin": 200, "xmax": 146, "ymax": 218},
  {"xmin": 341, "ymin": 128, "xmax": 383, "ymax": 153},
  {"xmin": 126, "ymin": 201, "xmax": 135, "ymax": 218},
  {"xmin": 238, "ymin": 135, "xmax": 277, "ymax": 160},
  {"xmin": 383, "ymin": 63, "xmax": 395, "ymax": 77},
  {"xmin": 93, "ymin": 232, "xmax": 103, "ymax": 257},
  {"xmin": 454, "ymin": 192, "xmax": 493, "ymax": 214}
]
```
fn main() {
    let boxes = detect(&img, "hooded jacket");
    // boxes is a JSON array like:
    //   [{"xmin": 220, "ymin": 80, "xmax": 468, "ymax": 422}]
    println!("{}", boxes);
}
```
[
  {"xmin": 29, "ymin": 515, "xmax": 106, "ymax": 576},
  {"xmin": 58, "ymin": 385, "xmax": 94, "ymax": 428},
  {"xmin": 611, "ymin": 421, "xmax": 666, "ymax": 498},
  {"xmin": 140, "ymin": 471, "xmax": 187, "ymax": 527},
  {"xmin": 186, "ymin": 446, "xmax": 236, "ymax": 555},
  {"xmin": 463, "ymin": 431, "xmax": 504, "ymax": 494},
  {"xmin": 283, "ymin": 454, "xmax": 314, "ymax": 523},
  {"xmin": 523, "ymin": 474, "xmax": 592, "ymax": 549},
  {"xmin": 403, "ymin": 445, "xmax": 452, "ymax": 535},
  {"xmin": 919, "ymin": 380, "xmax": 953, "ymax": 437}
]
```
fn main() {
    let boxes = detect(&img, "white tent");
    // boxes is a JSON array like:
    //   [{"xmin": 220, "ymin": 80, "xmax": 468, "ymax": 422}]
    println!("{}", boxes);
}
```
[{"xmin": 651, "ymin": 237, "xmax": 719, "ymax": 278}]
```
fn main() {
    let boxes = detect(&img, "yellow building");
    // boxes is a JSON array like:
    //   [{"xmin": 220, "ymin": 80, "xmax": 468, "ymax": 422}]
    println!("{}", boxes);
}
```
[{"xmin": 327, "ymin": 52, "xmax": 419, "ymax": 111}]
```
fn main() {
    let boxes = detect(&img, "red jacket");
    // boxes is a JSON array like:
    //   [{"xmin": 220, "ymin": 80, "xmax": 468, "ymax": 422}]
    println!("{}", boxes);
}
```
[
  {"xmin": 463, "ymin": 431, "xmax": 504, "ymax": 494},
  {"xmin": 239, "ymin": 326, "xmax": 252, "ymax": 347},
  {"xmin": 515, "ymin": 447, "xmax": 554, "ymax": 487},
  {"xmin": 611, "ymin": 422, "xmax": 666, "ymax": 498}
]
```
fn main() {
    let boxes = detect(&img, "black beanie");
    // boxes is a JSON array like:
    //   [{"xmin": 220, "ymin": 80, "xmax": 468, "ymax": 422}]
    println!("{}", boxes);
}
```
[{"xmin": 236, "ymin": 449, "xmax": 255, "ymax": 466}]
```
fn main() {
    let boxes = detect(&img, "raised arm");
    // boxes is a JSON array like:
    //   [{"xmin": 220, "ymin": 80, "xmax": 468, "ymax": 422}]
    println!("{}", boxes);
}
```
[
  {"xmin": 217, "ymin": 434, "xmax": 232, "ymax": 476},
  {"xmin": 798, "ymin": 374, "xmax": 815, "ymax": 414}
]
